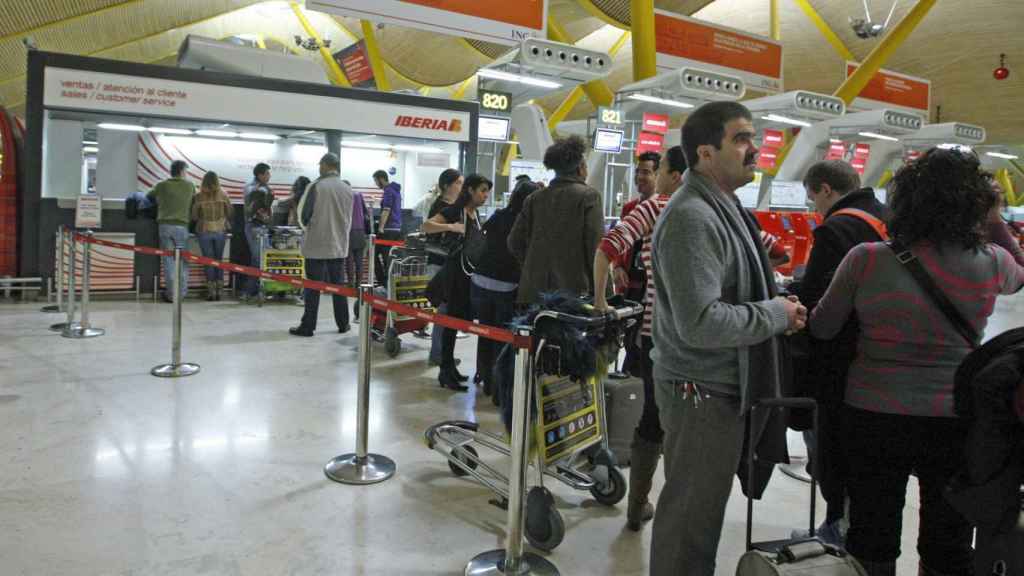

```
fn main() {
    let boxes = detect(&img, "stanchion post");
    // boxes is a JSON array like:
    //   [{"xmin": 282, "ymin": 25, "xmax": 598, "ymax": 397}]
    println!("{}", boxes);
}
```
[
  {"xmin": 367, "ymin": 233, "xmax": 376, "ymax": 287},
  {"xmin": 42, "ymin": 225, "xmax": 64, "ymax": 313},
  {"xmin": 324, "ymin": 284, "xmax": 396, "ymax": 485},
  {"xmin": 151, "ymin": 247, "xmax": 200, "ymax": 378},
  {"xmin": 466, "ymin": 328, "xmax": 559, "ymax": 576},
  {"xmin": 54, "ymin": 231, "xmax": 79, "ymax": 333},
  {"xmin": 63, "ymin": 231, "xmax": 104, "ymax": 338}
]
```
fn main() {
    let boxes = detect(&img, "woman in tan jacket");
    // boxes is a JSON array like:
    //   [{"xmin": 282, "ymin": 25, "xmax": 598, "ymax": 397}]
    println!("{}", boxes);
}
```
[{"xmin": 190, "ymin": 171, "xmax": 233, "ymax": 300}]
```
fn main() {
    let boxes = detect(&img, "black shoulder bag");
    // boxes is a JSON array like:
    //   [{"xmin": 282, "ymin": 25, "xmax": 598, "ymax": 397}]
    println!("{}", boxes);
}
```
[{"xmin": 887, "ymin": 239, "xmax": 980, "ymax": 347}]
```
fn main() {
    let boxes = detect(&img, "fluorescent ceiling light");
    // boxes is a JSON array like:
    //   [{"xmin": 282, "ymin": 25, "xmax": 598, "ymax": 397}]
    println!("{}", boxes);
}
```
[
  {"xmin": 342, "ymin": 142, "xmax": 391, "ymax": 150},
  {"xmin": 858, "ymin": 131, "xmax": 900, "ymax": 142},
  {"xmin": 937, "ymin": 143, "xmax": 971, "ymax": 151},
  {"xmin": 98, "ymin": 123, "xmax": 145, "ymax": 132},
  {"xmin": 83, "ymin": 146, "xmax": 98, "ymax": 153},
  {"xmin": 196, "ymin": 130, "xmax": 238, "ymax": 138},
  {"xmin": 147, "ymin": 127, "xmax": 193, "ymax": 135},
  {"xmin": 82, "ymin": 140, "xmax": 98, "ymax": 145},
  {"xmin": 477, "ymin": 68, "xmax": 562, "ymax": 89},
  {"xmin": 829, "ymin": 138, "xmax": 843, "ymax": 144},
  {"xmin": 240, "ymin": 132, "xmax": 280, "ymax": 140},
  {"xmin": 627, "ymin": 93, "xmax": 695, "ymax": 109},
  {"xmin": 394, "ymin": 145, "xmax": 443, "ymax": 153},
  {"xmin": 986, "ymin": 151, "xmax": 1020, "ymax": 160},
  {"xmin": 761, "ymin": 114, "xmax": 812, "ymax": 128}
]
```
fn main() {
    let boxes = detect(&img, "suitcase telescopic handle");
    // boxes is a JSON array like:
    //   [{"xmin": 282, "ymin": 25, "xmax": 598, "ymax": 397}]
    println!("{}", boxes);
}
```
[{"xmin": 745, "ymin": 397, "xmax": 820, "ymax": 552}]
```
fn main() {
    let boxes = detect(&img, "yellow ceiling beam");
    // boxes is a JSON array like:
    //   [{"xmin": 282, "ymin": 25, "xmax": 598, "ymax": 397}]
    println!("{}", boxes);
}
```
[
  {"xmin": 0, "ymin": 0, "xmax": 145, "ymax": 45},
  {"xmin": 290, "ymin": 2, "xmax": 351, "ymax": 87},
  {"xmin": 500, "ymin": 139, "xmax": 519, "ymax": 177},
  {"xmin": 876, "ymin": 169, "xmax": 893, "ymax": 189},
  {"xmin": 995, "ymin": 169, "xmax": 1018, "ymax": 206},
  {"xmin": 547, "ymin": 16, "xmax": 614, "ymax": 107},
  {"xmin": 359, "ymin": 20, "xmax": 392, "ymax": 91},
  {"xmin": 450, "ymin": 76, "xmax": 474, "ymax": 100},
  {"xmin": 770, "ymin": 0, "xmax": 781, "ymax": 41},
  {"xmin": 791, "ymin": 0, "xmax": 855, "ymax": 62},
  {"xmin": 630, "ymin": 0, "xmax": 657, "ymax": 81},
  {"xmin": 576, "ymin": 0, "xmax": 630, "ymax": 30},
  {"xmin": 834, "ymin": 0, "xmax": 937, "ymax": 106}
]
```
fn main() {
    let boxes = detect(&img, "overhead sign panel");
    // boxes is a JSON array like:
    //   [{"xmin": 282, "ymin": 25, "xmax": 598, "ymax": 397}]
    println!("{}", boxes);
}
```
[
  {"xmin": 334, "ymin": 40, "xmax": 377, "ymax": 89},
  {"xmin": 307, "ymin": 0, "xmax": 547, "ymax": 45},
  {"xmin": 44, "ymin": 67, "xmax": 472, "ymax": 142},
  {"xmin": 845, "ymin": 63, "xmax": 930, "ymax": 114},
  {"xmin": 654, "ymin": 10, "xmax": 783, "ymax": 94}
]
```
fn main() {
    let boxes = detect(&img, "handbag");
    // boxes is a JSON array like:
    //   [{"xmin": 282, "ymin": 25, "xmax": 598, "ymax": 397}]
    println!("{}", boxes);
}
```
[{"xmin": 462, "ymin": 210, "xmax": 486, "ymax": 268}]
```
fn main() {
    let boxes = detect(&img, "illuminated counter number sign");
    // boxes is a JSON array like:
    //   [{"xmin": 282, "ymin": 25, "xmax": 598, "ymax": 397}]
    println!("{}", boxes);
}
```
[
  {"xmin": 599, "ymin": 107, "xmax": 623, "ymax": 126},
  {"xmin": 480, "ymin": 90, "xmax": 511, "ymax": 113}
]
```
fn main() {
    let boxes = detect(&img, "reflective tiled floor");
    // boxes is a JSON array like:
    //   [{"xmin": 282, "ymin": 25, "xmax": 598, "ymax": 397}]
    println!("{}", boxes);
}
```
[{"xmin": 2, "ymin": 292, "xmax": 1020, "ymax": 575}]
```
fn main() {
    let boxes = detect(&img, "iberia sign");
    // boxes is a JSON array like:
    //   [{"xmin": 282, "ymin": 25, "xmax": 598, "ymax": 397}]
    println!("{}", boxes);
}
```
[
  {"xmin": 306, "ymin": 0, "xmax": 547, "ymax": 45},
  {"xmin": 654, "ymin": 10, "xmax": 783, "ymax": 93}
]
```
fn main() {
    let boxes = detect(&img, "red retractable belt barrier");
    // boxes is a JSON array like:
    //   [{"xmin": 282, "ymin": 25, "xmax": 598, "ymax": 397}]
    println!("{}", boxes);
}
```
[
  {"xmin": 72, "ymin": 232, "xmax": 530, "ymax": 348},
  {"xmin": 372, "ymin": 238, "xmax": 405, "ymax": 247}
]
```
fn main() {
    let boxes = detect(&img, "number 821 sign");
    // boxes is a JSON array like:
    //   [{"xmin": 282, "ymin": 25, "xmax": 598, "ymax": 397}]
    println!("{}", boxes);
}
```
[{"xmin": 479, "ymin": 89, "xmax": 512, "ymax": 113}]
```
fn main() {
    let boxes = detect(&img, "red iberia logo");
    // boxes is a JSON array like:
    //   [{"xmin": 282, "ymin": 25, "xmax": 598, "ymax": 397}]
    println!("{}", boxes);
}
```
[{"xmin": 395, "ymin": 116, "xmax": 462, "ymax": 132}]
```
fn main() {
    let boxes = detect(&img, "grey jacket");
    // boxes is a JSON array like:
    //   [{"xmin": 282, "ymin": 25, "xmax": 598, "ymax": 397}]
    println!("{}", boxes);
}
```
[
  {"xmin": 301, "ymin": 172, "xmax": 353, "ymax": 260},
  {"xmin": 507, "ymin": 176, "xmax": 603, "ymax": 305}
]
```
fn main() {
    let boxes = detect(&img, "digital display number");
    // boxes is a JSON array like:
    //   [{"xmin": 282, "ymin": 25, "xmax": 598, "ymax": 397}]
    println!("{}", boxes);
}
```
[
  {"xmin": 599, "ymin": 107, "xmax": 623, "ymax": 125},
  {"xmin": 480, "ymin": 90, "xmax": 511, "ymax": 112}
]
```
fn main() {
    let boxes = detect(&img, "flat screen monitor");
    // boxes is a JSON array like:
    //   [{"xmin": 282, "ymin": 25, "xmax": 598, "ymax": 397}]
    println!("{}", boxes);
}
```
[
  {"xmin": 479, "ymin": 115, "xmax": 511, "ymax": 141},
  {"xmin": 593, "ymin": 128, "xmax": 624, "ymax": 153},
  {"xmin": 769, "ymin": 180, "xmax": 808, "ymax": 209},
  {"xmin": 735, "ymin": 183, "xmax": 759, "ymax": 209}
]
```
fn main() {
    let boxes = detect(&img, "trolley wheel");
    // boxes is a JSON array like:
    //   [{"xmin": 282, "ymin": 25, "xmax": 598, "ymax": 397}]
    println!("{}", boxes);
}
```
[
  {"xmin": 590, "ymin": 465, "xmax": 627, "ymax": 506},
  {"xmin": 385, "ymin": 329, "xmax": 401, "ymax": 357},
  {"xmin": 525, "ymin": 487, "xmax": 565, "ymax": 552},
  {"xmin": 447, "ymin": 445, "xmax": 478, "ymax": 477}
]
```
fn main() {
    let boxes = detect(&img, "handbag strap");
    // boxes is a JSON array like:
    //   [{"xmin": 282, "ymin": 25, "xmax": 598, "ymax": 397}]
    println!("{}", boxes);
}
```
[
  {"xmin": 887, "ymin": 239, "xmax": 980, "ymax": 348},
  {"xmin": 831, "ymin": 208, "xmax": 890, "ymax": 241}
]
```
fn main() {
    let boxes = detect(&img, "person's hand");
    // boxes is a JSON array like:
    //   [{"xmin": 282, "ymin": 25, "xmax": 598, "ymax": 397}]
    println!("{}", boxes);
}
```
[
  {"xmin": 612, "ymin": 266, "xmax": 630, "ymax": 293},
  {"xmin": 449, "ymin": 222, "xmax": 465, "ymax": 235},
  {"xmin": 778, "ymin": 295, "xmax": 807, "ymax": 334}
]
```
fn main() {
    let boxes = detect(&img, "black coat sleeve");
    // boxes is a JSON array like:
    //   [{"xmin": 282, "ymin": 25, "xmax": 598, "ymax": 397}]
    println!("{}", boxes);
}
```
[{"xmin": 796, "ymin": 225, "xmax": 846, "ymax": 314}]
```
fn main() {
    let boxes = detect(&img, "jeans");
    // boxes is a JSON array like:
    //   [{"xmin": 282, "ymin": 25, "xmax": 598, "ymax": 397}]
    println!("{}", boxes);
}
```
[
  {"xmin": 470, "ymin": 282, "xmax": 516, "ymax": 385},
  {"xmin": 158, "ymin": 224, "xmax": 189, "ymax": 298},
  {"xmin": 427, "ymin": 264, "xmax": 445, "ymax": 363},
  {"xmin": 842, "ymin": 406, "xmax": 973, "ymax": 572},
  {"xmin": 196, "ymin": 232, "xmax": 226, "ymax": 282},
  {"xmin": 651, "ymin": 380, "xmax": 744, "ymax": 576},
  {"xmin": 244, "ymin": 222, "xmax": 266, "ymax": 296},
  {"xmin": 300, "ymin": 258, "xmax": 349, "ymax": 333},
  {"xmin": 635, "ymin": 336, "xmax": 664, "ymax": 444}
]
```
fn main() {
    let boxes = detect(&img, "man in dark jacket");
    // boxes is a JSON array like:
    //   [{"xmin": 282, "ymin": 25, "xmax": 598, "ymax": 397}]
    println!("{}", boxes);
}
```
[
  {"xmin": 791, "ymin": 159, "xmax": 890, "ymax": 546},
  {"xmin": 508, "ymin": 135, "xmax": 604, "ymax": 305}
]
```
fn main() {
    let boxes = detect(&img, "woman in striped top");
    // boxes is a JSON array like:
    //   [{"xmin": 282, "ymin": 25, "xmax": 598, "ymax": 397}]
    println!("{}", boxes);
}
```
[
  {"xmin": 594, "ymin": 146, "xmax": 686, "ymax": 531},
  {"xmin": 810, "ymin": 149, "xmax": 1024, "ymax": 576}
]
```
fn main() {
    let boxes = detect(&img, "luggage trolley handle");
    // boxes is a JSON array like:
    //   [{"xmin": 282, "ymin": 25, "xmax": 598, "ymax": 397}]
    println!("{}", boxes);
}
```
[
  {"xmin": 531, "ymin": 300, "xmax": 644, "ymax": 330},
  {"xmin": 745, "ymin": 397, "xmax": 819, "ymax": 552}
]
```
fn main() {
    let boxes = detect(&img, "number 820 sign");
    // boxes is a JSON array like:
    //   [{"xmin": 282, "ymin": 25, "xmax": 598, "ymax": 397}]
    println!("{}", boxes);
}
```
[{"xmin": 479, "ymin": 89, "xmax": 512, "ymax": 113}]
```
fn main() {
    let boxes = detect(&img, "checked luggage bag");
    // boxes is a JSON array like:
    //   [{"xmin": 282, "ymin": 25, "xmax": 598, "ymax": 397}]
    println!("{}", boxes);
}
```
[
  {"xmin": 603, "ymin": 375, "xmax": 644, "ymax": 466},
  {"xmin": 736, "ymin": 398, "xmax": 867, "ymax": 576}
]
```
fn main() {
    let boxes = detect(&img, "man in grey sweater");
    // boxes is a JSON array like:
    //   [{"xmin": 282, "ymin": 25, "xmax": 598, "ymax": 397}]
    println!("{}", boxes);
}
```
[
  {"xmin": 649, "ymin": 102, "xmax": 806, "ymax": 575},
  {"xmin": 290, "ymin": 153, "xmax": 353, "ymax": 337}
]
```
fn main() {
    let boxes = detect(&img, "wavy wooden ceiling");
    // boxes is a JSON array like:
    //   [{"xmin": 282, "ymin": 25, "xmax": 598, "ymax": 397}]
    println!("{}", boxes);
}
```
[{"xmin": 0, "ymin": 0, "xmax": 1020, "ymax": 144}]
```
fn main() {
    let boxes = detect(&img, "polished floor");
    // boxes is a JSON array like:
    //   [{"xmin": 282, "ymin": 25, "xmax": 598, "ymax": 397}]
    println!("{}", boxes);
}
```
[{"xmin": 2, "ymin": 292, "xmax": 1021, "ymax": 575}]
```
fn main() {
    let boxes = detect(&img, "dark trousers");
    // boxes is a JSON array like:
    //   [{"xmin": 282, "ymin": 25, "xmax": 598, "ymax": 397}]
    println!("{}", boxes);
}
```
[
  {"xmin": 440, "ymin": 266, "xmax": 472, "ymax": 372},
  {"xmin": 346, "ymin": 231, "xmax": 366, "ymax": 287},
  {"xmin": 374, "ymin": 230, "xmax": 402, "ymax": 285},
  {"xmin": 842, "ymin": 405, "xmax": 973, "ymax": 572},
  {"xmin": 636, "ymin": 336, "xmax": 664, "ymax": 444},
  {"xmin": 300, "ymin": 258, "xmax": 349, "ymax": 332},
  {"xmin": 470, "ymin": 282, "xmax": 516, "ymax": 384}
]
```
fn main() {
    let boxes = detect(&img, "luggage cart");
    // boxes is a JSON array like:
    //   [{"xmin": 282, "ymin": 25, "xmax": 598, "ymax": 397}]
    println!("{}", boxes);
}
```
[
  {"xmin": 424, "ymin": 299, "xmax": 643, "ymax": 552},
  {"xmin": 371, "ymin": 236, "xmax": 434, "ymax": 357},
  {"xmin": 257, "ymin": 226, "xmax": 305, "ymax": 307}
]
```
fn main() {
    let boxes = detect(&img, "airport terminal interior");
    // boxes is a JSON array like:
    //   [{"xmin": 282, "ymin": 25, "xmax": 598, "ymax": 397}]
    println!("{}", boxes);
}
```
[{"xmin": 1, "ymin": 1, "xmax": 1023, "ymax": 575}]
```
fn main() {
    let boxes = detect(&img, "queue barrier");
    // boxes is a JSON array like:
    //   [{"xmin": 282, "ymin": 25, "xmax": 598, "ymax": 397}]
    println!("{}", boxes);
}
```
[{"xmin": 61, "ymin": 231, "xmax": 544, "ymax": 573}]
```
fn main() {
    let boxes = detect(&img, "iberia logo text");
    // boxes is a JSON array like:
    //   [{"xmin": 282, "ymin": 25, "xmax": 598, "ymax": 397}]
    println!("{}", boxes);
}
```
[{"xmin": 395, "ymin": 116, "xmax": 462, "ymax": 132}]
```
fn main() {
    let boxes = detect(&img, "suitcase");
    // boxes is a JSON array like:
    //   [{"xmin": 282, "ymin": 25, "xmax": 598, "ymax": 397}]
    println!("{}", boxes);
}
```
[
  {"xmin": 736, "ymin": 398, "xmax": 867, "ymax": 576},
  {"xmin": 603, "ymin": 375, "xmax": 644, "ymax": 466}
]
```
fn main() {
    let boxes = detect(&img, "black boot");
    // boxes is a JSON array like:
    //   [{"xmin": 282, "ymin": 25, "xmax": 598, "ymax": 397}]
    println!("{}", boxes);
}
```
[
  {"xmin": 439, "ymin": 368, "xmax": 468, "ymax": 391},
  {"xmin": 626, "ymin": 430, "xmax": 662, "ymax": 531},
  {"xmin": 858, "ymin": 559, "xmax": 896, "ymax": 576},
  {"xmin": 451, "ymin": 365, "xmax": 469, "ymax": 383}
]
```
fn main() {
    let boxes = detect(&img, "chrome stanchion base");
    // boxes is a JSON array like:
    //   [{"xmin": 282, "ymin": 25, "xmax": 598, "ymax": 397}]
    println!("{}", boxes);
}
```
[
  {"xmin": 324, "ymin": 453, "xmax": 395, "ymax": 485},
  {"xmin": 62, "ymin": 325, "xmax": 105, "ymax": 339},
  {"xmin": 465, "ymin": 550, "xmax": 559, "ymax": 576},
  {"xmin": 40, "ymin": 305, "xmax": 61, "ymax": 313},
  {"xmin": 779, "ymin": 456, "xmax": 813, "ymax": 484},
  {"xmin": 150, "ymin": 363, "xmax": 201, "ymax": 378},
  {"xmin": 50, "ymin": 321, "xmax": 77, "ymax": 332}
]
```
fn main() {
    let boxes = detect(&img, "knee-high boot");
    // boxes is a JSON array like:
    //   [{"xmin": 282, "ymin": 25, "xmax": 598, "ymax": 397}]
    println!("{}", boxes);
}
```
[{"xmin": 626, "ymin": 429, "xmax": 661, "ymax": 531}]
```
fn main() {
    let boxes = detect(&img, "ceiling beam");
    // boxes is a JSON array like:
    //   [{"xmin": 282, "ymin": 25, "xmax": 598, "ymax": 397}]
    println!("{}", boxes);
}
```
[
  {"xmin": 790, "ymin": 0, "xmax": 855, "ymax": 62},
  {"xmin": 630, "ymin": 0, "xmax": 657, "ymax": 81}
]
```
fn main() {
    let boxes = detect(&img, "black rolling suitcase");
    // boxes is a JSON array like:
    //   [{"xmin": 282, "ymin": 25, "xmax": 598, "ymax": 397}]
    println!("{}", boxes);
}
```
[{"xmin": 736, "ymin": 398, "xmax": 867, "ymax": 576}]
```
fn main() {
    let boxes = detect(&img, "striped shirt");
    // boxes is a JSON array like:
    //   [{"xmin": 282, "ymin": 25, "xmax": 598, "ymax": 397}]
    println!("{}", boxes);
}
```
[{"xmin": 600, "ymin": 194, "xmax": 671, "ymax": 336}]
